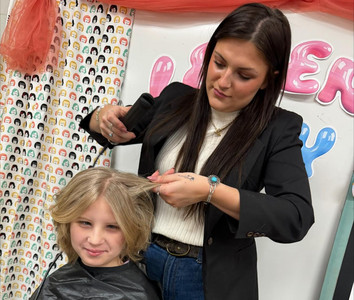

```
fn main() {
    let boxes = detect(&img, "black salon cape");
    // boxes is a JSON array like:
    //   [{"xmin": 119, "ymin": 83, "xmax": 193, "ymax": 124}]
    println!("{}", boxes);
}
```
[{"xmin": 29, "ymin": 260, "xmax": 161, "ymax": 300}]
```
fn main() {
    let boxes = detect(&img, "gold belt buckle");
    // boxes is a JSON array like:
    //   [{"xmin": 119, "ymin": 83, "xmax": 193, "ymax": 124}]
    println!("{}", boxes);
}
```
[{"xmin": 166, "ymin": 243, "xmax": 190, "ymax": 257}]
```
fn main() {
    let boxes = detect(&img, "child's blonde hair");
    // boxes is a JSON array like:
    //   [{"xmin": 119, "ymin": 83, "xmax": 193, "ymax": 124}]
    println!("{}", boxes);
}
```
[{"xmin": 50, "ymin": 167, "xmax": 156, "ymax": 263}]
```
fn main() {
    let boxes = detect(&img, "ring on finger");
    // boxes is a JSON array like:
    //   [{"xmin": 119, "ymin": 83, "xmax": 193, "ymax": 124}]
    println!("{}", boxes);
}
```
[
  {"xmin": 156, "ymin": 186, "xmax": 160, "ymax": 197},
  {"xmin": 109, "ymin": 132, "xmax": 113, "ymax": 137}
]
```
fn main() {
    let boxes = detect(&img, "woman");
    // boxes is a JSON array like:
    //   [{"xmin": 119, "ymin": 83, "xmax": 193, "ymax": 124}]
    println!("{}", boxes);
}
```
[{"xmin": 80, "ymin": 3, "xmax": 314, "ymax": 300}]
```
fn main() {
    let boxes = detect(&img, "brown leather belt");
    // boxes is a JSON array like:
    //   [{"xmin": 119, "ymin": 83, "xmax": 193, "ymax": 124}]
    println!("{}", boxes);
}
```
[{"xmin": 153, "ymin": 234, "xmax": 202, "ymax": 259}]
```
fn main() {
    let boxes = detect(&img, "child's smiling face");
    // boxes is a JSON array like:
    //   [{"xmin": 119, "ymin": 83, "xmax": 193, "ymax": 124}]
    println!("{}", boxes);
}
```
[{"xmin": 70, "ymin": 196, "xmax": 125, "ymax": 267}]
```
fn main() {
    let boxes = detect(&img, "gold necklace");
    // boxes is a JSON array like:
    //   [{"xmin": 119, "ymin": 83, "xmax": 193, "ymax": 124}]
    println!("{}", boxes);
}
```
[{"xmin": 211, "ymin": 120, "xmax": 233, "ymax": 136}]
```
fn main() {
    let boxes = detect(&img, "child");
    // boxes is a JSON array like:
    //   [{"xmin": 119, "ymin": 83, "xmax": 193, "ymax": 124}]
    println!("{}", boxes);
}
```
[{"xmin": 30, "ymin": 167, "xmax": 161, "ymax": 300}]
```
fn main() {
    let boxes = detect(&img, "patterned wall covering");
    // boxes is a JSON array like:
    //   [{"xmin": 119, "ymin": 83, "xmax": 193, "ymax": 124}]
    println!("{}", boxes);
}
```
[{"xmin": 0, "ymin": 1, "xmax": 134, "ymax": 299}]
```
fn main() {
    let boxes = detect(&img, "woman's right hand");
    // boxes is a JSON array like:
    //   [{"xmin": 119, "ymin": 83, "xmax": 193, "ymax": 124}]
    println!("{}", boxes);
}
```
[{"xmin": 89, "ymin": 104, "xmax": 136, "ymax": 144}]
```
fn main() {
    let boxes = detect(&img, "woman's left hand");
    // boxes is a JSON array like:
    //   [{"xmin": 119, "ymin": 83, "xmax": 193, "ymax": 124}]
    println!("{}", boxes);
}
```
[{"xmin": 148, "ymin": 171, "xmax": 209, "ymax": 208}]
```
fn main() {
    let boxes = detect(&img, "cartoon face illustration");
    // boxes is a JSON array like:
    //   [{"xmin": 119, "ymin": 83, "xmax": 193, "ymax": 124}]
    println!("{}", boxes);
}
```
[
  {"xmin": 107, "ymin": 25, "xmax": 114, "ymax": 33},
  {"xmin": 73, "ymin": 73, "xmax": 80, "ymax": 81},
  {"xmin": 76, "ymin": 54, "xmax": 84, "ymax": 63},
  {"xmin": 62, "ymin": 100, "xmax": 70, "ymax": 108},
  {"xmin": 52, "ymin": 128, "xmax": 60, "ymax": 135},
  {"xmin": 90, "ymin": 47, "xmax": 98, "ymax": 55},
  {"xmin": 52, "ymin": 99, "xmax": 60, "ymax": 106},
  {"xmin": 120, "ymin": 37, "xmax": 128, "ymax": 46},
  {"xmin": 62, "ymin": 130, "xmax": 70, "ymax": 138},
  {"xmin": 69, "ymin": 92, "xmax": 77, "ymax": 100},
  {"xmin": 123, "ymin": 17, "xmax": 132, "ymax": 25},
  {"xmin": 48, "ymin": 147, "xmax": 56, "ymax": 154},
  {"xmin": 62, "ymin": 159, "xmax": 70, "ymax": 167},
  {"xmin": 62, "ymin": 10, "xmax": 70, "ymax": 19},
  {"xmin": 114, "ymin": 78, "xmax": 121, "ymax": 87},
  {"xmin": 113, "ymin": 15, "xmax": 121, "ymax": 23},
  {"xmin": 70, "ymin": 61, "xmax": 77, "ymax": 70},
  {"xmin": 77, "ymin": 22, "xmax": 84, "ymax": 32},
  {"xmin": 59, "ymin": 149, "xmax": 67, "ymax": 156},
  {"xmin": 76, "ymin": 85, "xmax": 83, "ymax": 93},
  {"xmin": 63, "ymin": 69, "xmax": 71, "ymax": 77},
  {"xmin": 116, "ymin": 58, "xmax": 124, "ymax": 67},
  {"xmin": 70, "ymin": 30, "xmax": 78, "ymax": 38},
  {"xmin": 55, "ymin": 108, "xmax": 63, "ymax": 116},
  {"xmin": 67, "ymin": 49, "xmax": 74, "ymax": 57},
  {"xmin": 81, "ymin": 4, "xmax": 88, "ymax": 13},
  {"xmin": 79, "ymin": 66, "xmax": 87, "ymax": 74},
  {"xmin": 120, "ymin": 6, "xmax": 128, "ymax": 14},
  {"xmin": 107, "ymin": 87, "xmax": 115, "ymax": 95},
  {"xmin": 116, "ymin": 26, "xmax": 124, "ymax": 35}
]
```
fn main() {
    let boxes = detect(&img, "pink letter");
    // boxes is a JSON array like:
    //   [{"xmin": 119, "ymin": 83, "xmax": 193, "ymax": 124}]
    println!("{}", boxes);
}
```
[
  {"xmin": 285, "ymin": 41, "xmax": 332, "ymax": 94},
  {"xmin": 316, "ymin": 57, "xmax": 354, "ymax": 115},
  {"xmin": 149, "ymin": 56, "xmax": 175, "ymax": 97},
  {"xmin": 182, "ymin": 43, "xmax": 207, "ymax": 88}
]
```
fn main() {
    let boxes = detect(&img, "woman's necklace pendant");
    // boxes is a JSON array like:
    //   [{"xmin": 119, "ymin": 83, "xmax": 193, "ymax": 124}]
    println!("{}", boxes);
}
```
[
  {"xmin": 214, "ymin": 129, "xmax": 222, "ymax": 136},
  {"xmin": 211, "ymin": 120, "xmax": 233, "ymax": 137}
]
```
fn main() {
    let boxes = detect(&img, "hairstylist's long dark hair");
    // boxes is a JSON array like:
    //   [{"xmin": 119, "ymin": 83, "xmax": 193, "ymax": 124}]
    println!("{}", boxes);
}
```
[{"xmin": 148, "ymin": 3, "xmax": 291, "ymax": 220}]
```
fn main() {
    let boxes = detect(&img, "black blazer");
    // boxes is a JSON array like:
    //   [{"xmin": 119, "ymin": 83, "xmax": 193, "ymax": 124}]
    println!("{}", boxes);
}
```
[{"xmin": 81, "ymin": 82, "xmax": 314, "ymax": 300}]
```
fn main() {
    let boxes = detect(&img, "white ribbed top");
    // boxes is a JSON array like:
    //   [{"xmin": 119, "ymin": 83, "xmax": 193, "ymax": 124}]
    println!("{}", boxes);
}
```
[{"xmin": 153, "ymin": 108, "xmax": 239, "ymax": 246}]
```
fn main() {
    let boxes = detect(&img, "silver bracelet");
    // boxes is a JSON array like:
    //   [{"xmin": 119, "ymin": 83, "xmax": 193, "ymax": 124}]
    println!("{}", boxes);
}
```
[{"xmin": 206, "ymin": 175, "xmax": 220, "ymax": 203}]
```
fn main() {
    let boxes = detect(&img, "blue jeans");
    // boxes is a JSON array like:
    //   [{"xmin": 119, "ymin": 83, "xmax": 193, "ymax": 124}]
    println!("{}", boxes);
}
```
[{"xmin": 143, "ymin": 243, "xmax": 204, "ymax": 300}]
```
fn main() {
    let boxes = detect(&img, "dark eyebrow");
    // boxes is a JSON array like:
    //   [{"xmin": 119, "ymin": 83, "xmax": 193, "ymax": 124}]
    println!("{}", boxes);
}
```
[
  {"xmin": 214, "ymin": 51, "xmax": 259, "ymax": 74},
  {"xmin": 214, "ymin": 51, "xmax": 226, "ymax": 62}
]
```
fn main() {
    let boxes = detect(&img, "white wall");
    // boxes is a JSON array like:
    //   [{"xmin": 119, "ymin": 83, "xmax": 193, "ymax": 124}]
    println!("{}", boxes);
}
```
[
  {"xmin": 0, "ymin": 0, "xmax": 11, "ymax": 38},
  {"xmin": 114, "ymin": 9, "xmax": 354, "ymax": 300}
]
